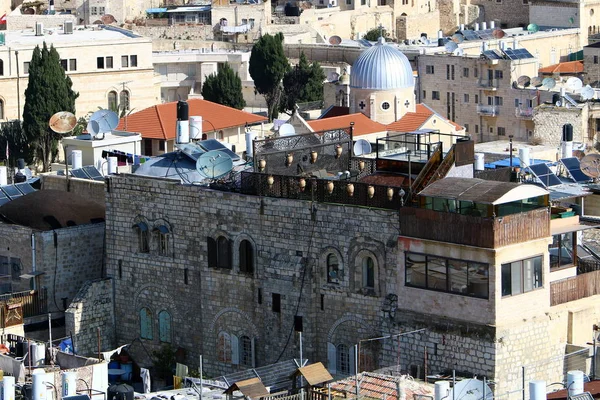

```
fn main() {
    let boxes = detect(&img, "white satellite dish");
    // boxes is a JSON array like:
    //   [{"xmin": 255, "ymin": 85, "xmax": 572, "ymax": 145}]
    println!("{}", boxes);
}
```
[
  {"xmin": 542, "ymin": 77, "xmax": 556, "ymax": 90},
  {"xmin": 567, "ymin": 77, "xmax": 583, "ymax": 91},
  {"xmin": 87, "ymin": 109, "xmax": 119, "ymax": 138},
  {"xmin": 445, "ymin": 41, "xmax": 458, "ymax": 53},
  {"xmin": 581, "ymin": 85, "xmax": 595, "ymax": 100},
  {"xmin": 279, "ymin": 123, "xmax": 296, "ymax": 137},
  {"xmin": 353, "ymin": 139, "xmax": 372, "ymax": 156},
  {"xmin": 195, "ymin": 150, "xmax": 233, "ymax": 179},
  {"xmin": 453, "ymin": 48, "xmax": 464, "ymax": 56},
  {"xmin": 448, "ymin": 379, "xmax": 493, "ymax": 400}
]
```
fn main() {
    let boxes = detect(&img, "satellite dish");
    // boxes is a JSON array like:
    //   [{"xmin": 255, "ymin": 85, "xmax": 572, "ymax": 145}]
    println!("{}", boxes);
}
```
[
  {"xmin": 542, "ymin": 77, "xmax": 556, "ymax": 90},
  {"xmin": 453, "ymin": 48, "xmax": 464, "ymax": 56},
  {"xmin": 517, "ymin": 75, "xmax": 531, "ymax": 88},
  {"xmin": 527, "ymin": 23, "xmax": 539, "ymax": 33},
  {"xmin": 556, "ymin": 101, "xmax": 563, "ymax": 107},
  {"xmin": 567, "ymin": 77, "xmax": 583, "ymax": 91},
  {"xmin": 329, "ymin": 35, "xmax": 342, "ymax": 45},
  {"xmin": 451, "ymin": 33, "xmax": 464, "ymax": 43},
  {"xmin": 581, "ymin": 85, "xmax": 595, "ymax": 100},
  {"xmin": 448, "ymin": 379, "xmax": 493, "ymax": 400},
  {"xmin": 531, "ymin": 77, "xmax": 543, "ymax": 88},
  {"xmin": 423, "ymin": 38, "xmax": 431, "ymax": 45},
  {"xmin": 279, "ymin": 123, "xmax": 296, "ymax": 137},
  {"xmin": 444, "ymin": 41, "xmax": 458, "ymax": 53},
  {"xmin": 353, "ymin": 139, "xmax": 372, "ymax": 156},
  {"xmin": 492, "ymin": 29, "xmax": 505, "ymax": 39},
  {"xmin": 49, "ymin": 111, "xmax": 77, "ymax": 133},
  {"xmin": 195, "ymin": 150, "xmax": 233, "ymax": 179},
  {"xmin": 581, "ymin": 154, "xmax": 600, "ymax": 178},
  {"xmin": 87, "ymin": 109, "xmax": 119, "ymax": 137}
]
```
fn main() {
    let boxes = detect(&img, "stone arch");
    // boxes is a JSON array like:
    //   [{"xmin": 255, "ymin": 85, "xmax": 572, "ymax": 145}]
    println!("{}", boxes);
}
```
[
  {"xmin": 319, "ymin": 246, "xmax": 345, "ymax": 286},
  {"xmin": 327, "ymin": 314, "xmax": 377, "ymax": 343},
  {"xmin": 209, "ymin": 307, "xmax": 259, "ymax": 338},
  {"xmin": 232, "ymin": 233, "xmax": 258, "ymax": 276},
  {"xmin": 347, "ymin": 237, "xmax": 386, "ymax": 295},
  {"xmin": 133, "ymin": 283, "xmax": 181, "ymax": 321}
]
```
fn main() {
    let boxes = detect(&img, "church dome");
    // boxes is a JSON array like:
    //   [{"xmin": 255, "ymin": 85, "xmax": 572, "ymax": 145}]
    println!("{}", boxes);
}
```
[{"xmin": 350, "ymin": 37, "xmax": 414, "ymax": 90}]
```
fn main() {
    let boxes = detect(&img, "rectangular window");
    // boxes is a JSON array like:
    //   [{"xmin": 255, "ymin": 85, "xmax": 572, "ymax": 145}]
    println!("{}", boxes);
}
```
[
  {"xmin": 69, "ymin": 59, "xmax": 77, "ymax": 71},
  {"xmin": 130, "ymin": 55, "xmax": 138, "ymax": 67},
  {"xmin": 498, "ymin": 127, "xmax": 506, "ymax": 136},
  {"xmin": 361, "ymin": 0, "xmax": 366, "ymax": 5},
  {"xmin": 432, "ymin": 91, "xmax": 440, "ymax": 100},
  {"xmin": 61, "ymin": 59, "xmax": 68, "ymax": 70},
  {"xmin": 121, "ymin": 55, "xmax": 129, "ymax": 68},
  {"xmin": 257, "ymin": 288, "xmax": 262, "ymax": 304},
  {"xmin": 242, "ymin": 18, "xmax": 247, "ymax": 25},
  {"xmin": 474, "ymin": 68, "xmax": 478, "ymax": 78},
  {"xmin": 106, "ymin": 56, "xmax": 113, "ymax": 69},
  {"xmin": 272, "ymin": 293, "xmax": 281, "ymax": 312},
  {"xmin": 159, "ymin": 141, "xmax": 165, "ymax": 151},
  {"xmin": 475, "ymin": 94, "xmax": 479, "ymax": 104},
  {"xmin": 446, "ymin": 64, "xmax": 450, "ymax": 80},
  {"xmin": 320, "ymin": 294, "xmax": 324, "ymax": 310},
  {"xmin": 99, "ymin": 6, "xmax": 105, "ymax": 14},
  {"xmin": 91, "ymin": 6, "xmax": 98, "ymax": 15},
  {"xmin": 184, "ymin": 268, "xmax": 189, "ymax": 284},
  {"xmin": 495, "ymin": 96, "xmax": 503, "ymax": 106},
  {"xmin": 464, "ymin": 94, "xmax": 469, "ymax": 103},
  {"xmin": 501, "ymin": 256, "xmax": 543, "ymax": 296},
  {"xmin": 549, "ymin": 233, "xmax": 574, "ymax": 269},
  {"xmin": 346, "ymin": 0, "xmax": 351, "ymax": 5},
  {"xmin": 426, "ymin": 65, "xmax": 434, "ymax": 74},
  {"xmin": 451, "ymin": 65, "xmax": 455, "ymax": 80},
  {"xmin": 24, "ymin": 62, "xmax": 30, "ymax": 74},
  {"xmin": 495, "ymin": 70, "xmax": 503, "ymax": 79},
  {"xmin": 475, "ymin": 125, "xmax": 479, "ymax": 133},
  {"xmin": 463, "ymin": 67, "xmax": 469, "ymax": 78},
  {"xmin": 464, "ymin": 123, "xmax": 469, "ymax": 132},
  {"xmin": 249, "ymin": 18, "xmax": 255, "ymax": 29},
  {"xmin": 97, "ymin": 57, "xmax": 105, "ymax": 69},
  {"xmin": 595, "ymin": 55, "xmax": 599, "ymax": 64},
  {"xmin": 405, "ymin": 252, "xmax": 489, "ymax": 298},
  {"xmin": 422, "ymin": 90, "xmax": 426, "ymax": 99},
  {"xmin": 523, "ymin": 0, "xmax": 529, "ymax": 4},
  {"xmin": 515, "ymin": 99, "xmax": 520, "ymax": 107}
]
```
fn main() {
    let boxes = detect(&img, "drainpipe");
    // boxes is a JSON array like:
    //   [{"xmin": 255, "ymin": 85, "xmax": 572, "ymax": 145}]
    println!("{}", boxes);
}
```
[{"xmin": 31, "ymin": 233, "xmax": 36, "ymax": 290}]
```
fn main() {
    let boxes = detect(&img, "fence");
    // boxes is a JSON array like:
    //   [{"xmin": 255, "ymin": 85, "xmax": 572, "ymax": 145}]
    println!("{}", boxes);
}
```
[
  {"xmin": 0, "ymin": 289, "xmax": 48, "ymax": 327},
  {"xmin": 550, "ymin": 269, "xmax": 600, "ymax": 306}
]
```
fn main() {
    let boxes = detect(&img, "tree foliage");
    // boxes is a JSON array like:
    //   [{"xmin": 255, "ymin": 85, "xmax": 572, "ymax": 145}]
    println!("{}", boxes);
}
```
[
  {"xmin": 0, "ymin": 120, "xmax": 32, "ymax": 165},
  {"xmin": 363, "ymin": 27, "xmax": 390, "ymax": 41},
  {"xmin": 23, "ymin": 42, "xmax": 79, "ymax": 172},
  {"xmin": 249, "ymin": 33, "xmax": 289, "ymax": 121},
  {"xmin": 201, "ymin": 63, "xmax": 246, "ymax": 110},
  {"xmin": 280, "ymin": 52, "xmax": 326, "ymax": 114}
]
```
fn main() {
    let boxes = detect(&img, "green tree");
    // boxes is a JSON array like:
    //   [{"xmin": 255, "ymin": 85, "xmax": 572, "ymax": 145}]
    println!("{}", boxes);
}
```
[
  {"xmin": 201, "ymin": 63, "xmax": 246, "ymax": 110},
  {"xmin": 23, "ymin": 42, "xmax": 79, "ymax": 172},
  {"xmin": 280, "ymin": 52, "xmax": 326, "ymax": 114},
  {"xmin": 0, "ymin": 120, "xmax": 33, "ymax": 165},
  {"xmin": 249, "ymin": 33, "xmax": 289, "ymax": 122},
  {"xmin": 363, "ymin": 27, "xmax": 390, "ymax": 41}
]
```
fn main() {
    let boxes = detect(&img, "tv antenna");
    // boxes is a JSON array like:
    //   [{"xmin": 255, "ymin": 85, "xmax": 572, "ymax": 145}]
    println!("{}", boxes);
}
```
[{"xmin": 195, "ymin": 150, "xmax": 233, "ymax": 180}]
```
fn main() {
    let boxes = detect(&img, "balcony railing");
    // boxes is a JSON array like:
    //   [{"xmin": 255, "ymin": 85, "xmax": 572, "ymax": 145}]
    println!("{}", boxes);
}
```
[
  {"xmin": 477, "ymin": 105, "xmax": 499, "ymax": 116},
  {"xmin": 0, "ymin": 289, "xmax": 48, "ymax": 327},
  {"xmin": 515, "ymin": 106, "xmax": 534, "ymax": 118},
  {"xmin": 550, "ymin": 269, "xmax": 600, "ymax": 306},
  {"xmin": 477, "ymin": 79, "xmax": 499, "ymax": 89}
]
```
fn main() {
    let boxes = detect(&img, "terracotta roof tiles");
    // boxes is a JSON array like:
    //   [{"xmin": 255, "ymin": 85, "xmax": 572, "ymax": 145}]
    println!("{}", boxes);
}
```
[
  {"xmin": 307, "ymin": 113, "xmax": 387, "ymax": 136},
  {"xmin": 538, "ymin": 61, "xmax": 584, "ymax": 75}
]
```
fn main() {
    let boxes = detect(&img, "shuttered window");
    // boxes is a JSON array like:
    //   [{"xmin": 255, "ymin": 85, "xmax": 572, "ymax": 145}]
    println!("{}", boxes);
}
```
[
  {"xmin": 158, "ymin": 310, "xmax": 171, "ymax": 343},
  {"xmin": 140, "ymin": 308, "xmax": 153, "ymax": 340}
]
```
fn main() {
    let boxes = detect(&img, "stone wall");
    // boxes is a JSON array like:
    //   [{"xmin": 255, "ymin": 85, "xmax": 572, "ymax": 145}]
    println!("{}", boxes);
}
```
[
  {"xmin": 396, "ymin": 10, "xmax": 440, "ymax": 40},
  {"xmin": 0, "ymin": 223, "xmax": 36, "ymax": 294},
  {"xmin": 468, "ymin": 0, "xmax": 530, "ymax": 28},
  {"xmin": 532, "ymin": 104, "xmax": 588, "ymax": 147},
  {"xmin": 129, "ymin": 24, "xmax": 213, "ymax": 41},
  {"xmin": 41, "ymin": 174, "xmax": 106, "ymax": 208},
  {"xmin": 529, "ymin": 2, "xmax": 578, "ymax": 29},
  {"xmin": 65, "ymin": 278, "xmax": 116, "ymax": 357},
  {"xmin": 6, "ymin": 13, "xmax": 75, "ymax": 31}
]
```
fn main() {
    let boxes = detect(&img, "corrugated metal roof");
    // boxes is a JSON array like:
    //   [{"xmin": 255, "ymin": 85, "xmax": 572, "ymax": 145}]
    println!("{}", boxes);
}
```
[{"xmin": 418, "ymin": 177, "xmax": 549, "ymax": 205}]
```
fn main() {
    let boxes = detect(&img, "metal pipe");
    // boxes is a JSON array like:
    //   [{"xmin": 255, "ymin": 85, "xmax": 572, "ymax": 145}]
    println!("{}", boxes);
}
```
[
  {"xmin": 355, "ymin": 344, "xmax": 359, "ymax": 396},
  {"xmin": 15, "ymin": 51, "xmax": 20, "ymax": 121},
  {"xmin": 452, "ymin": 370, "xmax": 456, "ymax": 400},
  {"xmin": 509, "ymin": 135, "xmax": 514, "ymax": 167},
  {"xmin": 199, "ymin": 355, "xmax": 203, "ymax": 400},
  {"xmin": 31, "ymin": 233, "xmax": 36, "ymax": 290},
  {"xmin": 48, "ymin": 313, "xmax": 52, "ymax": 349}
]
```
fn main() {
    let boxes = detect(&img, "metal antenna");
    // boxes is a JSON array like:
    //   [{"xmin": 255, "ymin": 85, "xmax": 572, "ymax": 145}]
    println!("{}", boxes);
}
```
[{"xmin": 119, "ymin": 80, "xmax": 133, "ymax": 130}]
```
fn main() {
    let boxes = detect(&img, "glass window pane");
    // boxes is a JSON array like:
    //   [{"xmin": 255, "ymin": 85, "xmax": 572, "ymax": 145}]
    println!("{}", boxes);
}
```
[
  {"xmin": 406, "ymin": 253, "xmax": 426, "ymax": 288},
  {"xmin": 448, "ymin": 260, "xmax": 468, "ymax": 294},
  {"xmin": 158, "ymin": 310, "xmax": 171, "ymax": 343},
  {"xmin": 511, "ymin": 261, "xmax": 522, "ymax": 295},
  {"xmin": 501, "ymin": 263, "xmax": 511, "ymax": 296},
  {"xmin": 533, "ymin": 256, "xmax": 543, "ymax": 288},
  {"xmin": 468, "ymin": 263, "xmax": 489, "ymax": 298},
  {"xmin": 427, "ymin": 256, "xmax": 447, "ymax": 290}
]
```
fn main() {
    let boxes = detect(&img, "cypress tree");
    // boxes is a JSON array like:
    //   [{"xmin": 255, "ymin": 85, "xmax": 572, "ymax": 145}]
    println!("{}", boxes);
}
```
[
  {"xmin": 201, "ymin": 63, "xmax": 246, "ymax": 110},
  {"xmin": 280, "ymin": 52, "xmax": 326, "ymax": 115}
]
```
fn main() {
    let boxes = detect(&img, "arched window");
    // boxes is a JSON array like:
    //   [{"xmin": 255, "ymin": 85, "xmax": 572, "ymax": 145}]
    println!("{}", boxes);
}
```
[
  {"xmin": 132, "ymin": 220, "xmax": 149, "ymax": 253},
  {"xmin": 120, "ymin": 90, "xmax": 130, "ymax": 110},
  {"xmin": 0, "ymin": 60, "xmax": 4, "ymax": 76},
  {"xmin": 239, "ymin": 240, "xmax": 254, "ymax": 274},
  {"xmin": 0, "ymin": 99, "xmax": 4, "ymax": 120},
  {"xmin": 327, "ymin": 253, "xmax": 341, "ymax": 284},
  {"xmin": 154, "ymin": 223, "xmax": 171, "ymax": 256},
  {"xmin": 362, "ymin": 256, "xmax": 375, "ymax": 289},
  {"xmin": 139, "ymin": 308, "xmax": 153, "ymax": 340},
  {"xmin": 239, "ymin": 335, "xmax": 253, "ymax": 367},
  {"xmin": 158, "ymin": 310, "xmax": 172, "ymax": 343},
  {"xmin": 336, "ymin": 344, "xmax": 350, "ymax": 374},
  {"xmin": 217, "ymin": 331, "xmax": 232, "ymax": 362},
  {"xmin": 108, "ymin": 91, "xmax": 117, "ymax": 111},
  {"xmin": 217, "ymin": 236, "xmax": 232, "ymax": 268}
]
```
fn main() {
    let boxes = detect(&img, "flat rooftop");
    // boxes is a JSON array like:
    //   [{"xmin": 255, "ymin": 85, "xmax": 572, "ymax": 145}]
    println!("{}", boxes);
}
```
[{"xmin": 3, "ymin": 25, "xmax": 143, "ymax": 47}]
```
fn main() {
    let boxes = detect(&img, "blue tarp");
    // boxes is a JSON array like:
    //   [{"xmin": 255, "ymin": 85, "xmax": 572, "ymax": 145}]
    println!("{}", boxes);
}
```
[
  {"xmin": 484, "ymin": 156, "xmax": 552, "ymax": 169},
  {"xmin": 146, "ymin": 7, "xmax": 167, "ymax": 13}
]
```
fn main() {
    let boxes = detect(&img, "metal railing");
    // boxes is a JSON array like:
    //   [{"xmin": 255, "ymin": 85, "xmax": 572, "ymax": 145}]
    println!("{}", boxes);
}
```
[
  {"xmin": 477, "ymin": 79, "xmax": 500, "ymax": 89},
  {"xmin": 515, "ymin": 107, "xmax": 533, "ymax": 118},
  {"xmin": 477, "ymin": 105, "xmax": 499, "ymax": 116},
  {"xmin": 0, "ymin": 288, "xmax": 47, "ymax": 323}
]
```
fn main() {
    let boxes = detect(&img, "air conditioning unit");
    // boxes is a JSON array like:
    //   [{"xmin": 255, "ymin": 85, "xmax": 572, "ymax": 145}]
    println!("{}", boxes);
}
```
[
  {"xmin": 64, "ymin": 20, "xmax": 74, "ymax": 34},
  {"xmin": 35, "ymin": 22, "xmax": 44, "ymax": 36}
]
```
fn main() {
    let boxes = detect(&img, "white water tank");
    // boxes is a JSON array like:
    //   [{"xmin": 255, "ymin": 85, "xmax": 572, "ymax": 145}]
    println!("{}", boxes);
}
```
[
  {"xmin": 474, "ymin": 153, "xmax": 485, "ymax": 171},
  {"xmin": 434, "ymin": 381, "xmax": 450, "ymax": 400},
  {"xmin": 32, "ymin": 369, "xmax": 47, "ymax": 400},
  {"xmin": 32, "ymin": 343, "xmax": 45, "ymax": 366},
  {"xmin": 62, "ymin": 371, "xmax": 76, "ymax": 397},
  {"xmin": 490, "ymin": 21, "xmax": 495, "ymax": 29},
  {"xmin": 562, "ymin": 142, "xmax": 573, "ymax": 159},
  {"xmin": 107, "ymin": 157, "xmax": 117, "ymax": 175},
  {"xmin": 45, "ymin": 373, "xmax": 54, "ymax": 400},
  {"xmin": 71, "ymin": 150, "xmax": 82, "ymax": 170},
  {"xmin": 529, "ymin": 380, "xmax": 545, "ymax": 400},
  {"xmin": 519, "ymin": 147, "xmax": 530, "ymax": 167},
  {"xmin": 474, "ymin": 22, "xmax": 480, "ymax": 31},
  {"xmin": 189, "ymin": 116, "xmax": 203, "ymax": 140},
  {"xmin": 567, "ymin": 371, "xmax": 584, "ymax": 396},
  {"xmin": 0, "ymin": 166, "xmax": 7, "ymax": 186},
  {"xmin": 245, "ymin": 130, "xmax": 257, "ymax": 157},
  {"xmin": 3, "ymin": 376, "xmax": 15, "ymax": 400},
  {"xmin": 176, "ymin": 121, "xmax": 190, "ymax": 144},
  {"xmin": 482, "ymin": 21, "xmax": 487, "ymax": 30}
]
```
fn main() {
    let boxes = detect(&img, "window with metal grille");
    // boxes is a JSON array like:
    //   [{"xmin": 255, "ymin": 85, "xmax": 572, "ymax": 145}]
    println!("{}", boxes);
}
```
[
  {"xmin": 337, "ymin": 344, "xmax": 350, "ymax": 374},
  {"xmin": 240, "ymin": 336, "xmax": 253, "ymax": 366}
]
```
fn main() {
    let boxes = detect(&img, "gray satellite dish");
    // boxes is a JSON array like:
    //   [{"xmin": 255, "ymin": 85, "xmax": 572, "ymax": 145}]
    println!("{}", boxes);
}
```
[
  {"xmin": 531, "ymin": 76, "xmax": 543, "ymax": 88},
  {"xmin": 448, "ymin": 379, "xmax": 493, "ymax": 400},
  {"xmin": 542, "ymin": 77, "xmax": 556, "ymax": 90},
  {"xmin": 195, "ymin": 150, "xmax": 233, "ymax": 179},
  {"xmin": 329, "ymin": 35, "xmax": 342, "ymax": 45},
  {"xmin": 353, "ymin": 139, "xmax": 372, "ymax": 156},
  {"xmin": 451, "ymin": 33, "xmax": 464, "ymax": 43},
  {"xmin": 279, "ymin": 123, "xmax": 296, "ymax": 137},
  {"xmin": 567, "ymin": 77, "xmax": 583, "ymax": 91},
  {"xmin": 581, "ymin": 153, "xmax": 600, "ymax": 178},
  {"xmin": 445, "ymin": 41, "xmax": 458, "ymax": 53},
  {"xmin": 87, "ymin": 109, "xmax": 119, "ymax": 137},
  {"xmin": 517, "ymin": 75, "xmax": 531, "ymax": 88},
  {"xmin": 581, "ymin": 85, "xmax": 595, "ymax": 100}
]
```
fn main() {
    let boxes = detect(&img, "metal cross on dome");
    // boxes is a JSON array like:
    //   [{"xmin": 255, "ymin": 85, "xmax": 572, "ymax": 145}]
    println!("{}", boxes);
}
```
[
  {"xmin": 405, "ymin": 100, "xmax": 410, "ymax": 108},
  {"xmin": 359, "ymin": 101, "xmax": 366, "ymax": 110}
]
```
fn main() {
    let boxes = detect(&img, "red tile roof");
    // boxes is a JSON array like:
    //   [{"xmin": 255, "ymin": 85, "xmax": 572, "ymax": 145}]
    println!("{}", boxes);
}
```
[
  {"xmin": 331, "ymin": 372, "xmax": 434, "ymax": 400},
  {"xmin": 307, "ymin": 113, "xmax": 387, "ymax": 136},
  {"xmin": 116, "ymin": 99, "xmax": 267, "ymax": 140},
  {"xmin": 387, "ymin": 104, "xmax": 462, "ymax": 132},
  {"xmin": 539, "ymin": 60, "xmax": 584, "ymax": 75}
]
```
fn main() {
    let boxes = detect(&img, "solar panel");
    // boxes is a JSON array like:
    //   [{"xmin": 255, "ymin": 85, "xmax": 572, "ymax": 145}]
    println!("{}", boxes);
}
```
[
  {"xmin": 178, "ymin": 143, "xmax": 206, "ymax": 162},
  {"xmin": 0, "ymin": 191, "xmax": 9, "ymax": 206},
  {"xmin": 503, "ymin": 48, "xmax": 534, "ymax": 60},
  {"xmin": 1, "ymin": 185, "xmax": 23, "ymax": 200},
  {"xmin": 476, "ymin": 29, "xmax": 495, "ymax": 40},
  {"xmin": 82, "ymin": 166, "xmax": 105, "ymax": 181},
  {"xmin": 14, "ymin": 183, "xmax": 35, "ymax": 195},
  {"xmin": 560, "ymin": 157, "xmax": 590, "ymax": 182},
  {"xmin": 482, "ymin": 50, "xmax": 503, "ymax": 60},
  {"xmin": 460, "ymin": 30, "xmax": 479, "ymax": 41},
  {"xmin": 529, "ymin": 163, "xmax": 561, "ymax": 187},
  {"xmin": 70, "ymin": 168, "xmax": 89, "ymax": 179},
  {"xmin": 198, "ymin": 139, "xmax": 240, "ymax": 161}
]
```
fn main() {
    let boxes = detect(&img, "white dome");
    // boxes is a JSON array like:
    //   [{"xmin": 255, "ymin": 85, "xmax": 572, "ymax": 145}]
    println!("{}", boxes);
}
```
[{"xmin": 350, "ymin": 38, "xmax": 415, "ymax": 90}]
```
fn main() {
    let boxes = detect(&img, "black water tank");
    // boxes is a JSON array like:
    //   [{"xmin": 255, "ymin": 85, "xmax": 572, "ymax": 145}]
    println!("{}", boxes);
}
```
[
  {"xmin": 176, "ymin": 101, "xmax": 189, "ymax": 121},
  {"xmin": 562, "ymin": 123, "xmax": 573, "ymax": 142},
  {"xmin": 552, "ymin": 93, "xmax": 561, "ymax": 105},
  {"xmin": 17, "ymin": 158, "xmax": 25, "ymax": 169},
  {"xmin": 420, "ymin": 32, "xmax": 427, "ymax": 38},
  {"xmin": 438, "ymin": 38, "xmax": 444, "ymax": 46},
  {"xmin": 107, "ymin": 384, "xmax": 134, "ymax": 400},
  {"xmin": 284, "ymin": 3, "xmax": 301, "ymax": 16}
]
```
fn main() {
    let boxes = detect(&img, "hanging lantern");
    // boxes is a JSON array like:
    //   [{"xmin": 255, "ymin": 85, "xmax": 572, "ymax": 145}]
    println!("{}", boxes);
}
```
[
  {"xmin": 346, "ymin": 183, "xmax": 354, "ymax": 197},
  {"xmin": 358, "ymin": 160, "xmax": 365, "ymax": 171},
  {"xmin": 367, "ymin": 185, "xmax": 375, "ymax": 199},
  {"xmin": 299, "ymin": 178, "xmax": 306, "ymax": 192},
  {"xmin": 335, "ymin": 145, "xmax": 343, "ymax": 159},
  {"xmin": 311, "ymin": 150, "xmax": 318, "ymax": 164},
  {"xmin": 267, "ymin": 175, "xmax": 274, "ymax": 186},
  {"xmin": 286, "ymin": 153, "xmax": 294, "ymax": 167},
  {"xmin": 387, "ymin": 187, "xmax": 394, "ymax": 201},
  {"xmin": 326, "ymin": 181, "xmax": 334, "ymax": 194},
  {"xmin": 258, "ymin": 159, "xmax": 266, "ymax": 172}
]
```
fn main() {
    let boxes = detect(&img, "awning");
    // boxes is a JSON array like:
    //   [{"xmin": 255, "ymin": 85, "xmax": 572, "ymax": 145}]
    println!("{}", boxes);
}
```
[
  {"xmin": 167, "ymin": 6, "xmax": 210, "ymax": 12},
  {"xmin": 133, "ymin": 221, "xmax": 148, "ymax": 232},
  {"xmin": 146, "ymin": 7, "xmax": 167, "ymax": 13},
  {"xmin": 19, "ymin": 271, "xmax": 45, "ymax": 279},
  {"xmin": 551, "ymin": 222, "xmax": 599, "ymax": 236}
]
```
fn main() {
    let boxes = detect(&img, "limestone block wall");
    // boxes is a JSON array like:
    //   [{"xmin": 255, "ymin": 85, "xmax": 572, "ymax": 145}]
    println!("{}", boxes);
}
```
[
  {"xmin": 38, "ymin": 224, "xmax": 105, "ymax": 313},
  {"xmin": 529, "ymin": 3, "xmax": 578, "ymax": 29},
  {"xmin": 6, "ymin": 14, "xmax": 75, "ymax": 31},
  {"xmin": 41, "ymin": 175, "xmax": 106, "ymax": 208},
  {"xmin": 0, "ymin": 224, "xmax": 36, "ymax": 293},
  {"xmin": 65, "ymin": 278, "xmax": 116, "ymax": 357},
  {"xmin": 532, "ymin": 105, "xmax": 587, "ymax": 147},
  {"xmin": 468, "ymin": 0, "xmax": 530, "ymax": 28},
  {"xmin": 396, "ymin": 10, "xmax": 440, "ymax": 40}
]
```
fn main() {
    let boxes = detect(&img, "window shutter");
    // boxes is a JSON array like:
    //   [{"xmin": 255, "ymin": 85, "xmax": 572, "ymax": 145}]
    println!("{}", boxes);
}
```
[
  {"xmin": 227, "ymin": 239, "xmax": 233, "ymax": 268},
  {"xmin": 231, "ymin": 334, "xmax": 239, "ymax": 365},
  {"xmin": 349, "ymin": 346, "xmax": 356, "ymax": 375},
  {"xmin": 207, "ymin": 237, "xmax": 217, "ymax": 268},
  {"xmin": 251, "ymin": 337, "xmax": 256, "ymax": 368},
  {"xmin": 327, "ymin": 342, "xmax": 337, "ymax": 374}
]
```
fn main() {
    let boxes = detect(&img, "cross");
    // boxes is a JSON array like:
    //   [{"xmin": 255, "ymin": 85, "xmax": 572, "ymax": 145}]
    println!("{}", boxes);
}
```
[
  {"xmin": 359, "ymin": 101, "xmax": 366, "ymax": 110},
  {"xmin": 404, "ymin": 100, "xmax": 410, "ymax": 108}
]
